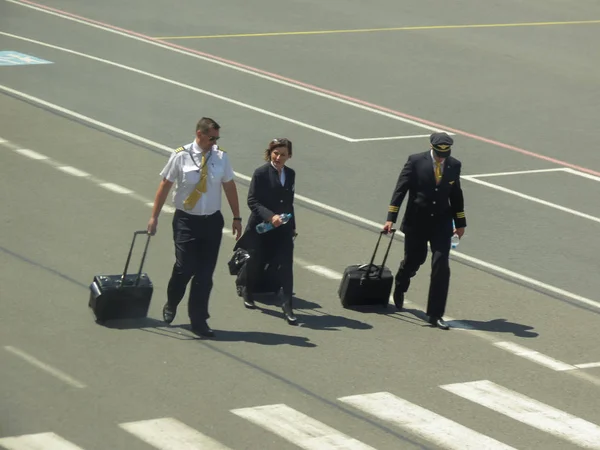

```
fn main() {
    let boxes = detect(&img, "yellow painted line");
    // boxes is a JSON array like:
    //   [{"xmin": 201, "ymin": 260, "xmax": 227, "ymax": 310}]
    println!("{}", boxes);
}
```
[{"xmin": 154, "ymin": 19, "xmax": 600, "ymax": 40}]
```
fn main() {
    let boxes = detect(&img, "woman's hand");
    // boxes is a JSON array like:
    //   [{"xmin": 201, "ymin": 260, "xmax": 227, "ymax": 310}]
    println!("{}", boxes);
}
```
[{"xmin": 270, "ymin": 214, "xmax": 283, "ymax": 227}]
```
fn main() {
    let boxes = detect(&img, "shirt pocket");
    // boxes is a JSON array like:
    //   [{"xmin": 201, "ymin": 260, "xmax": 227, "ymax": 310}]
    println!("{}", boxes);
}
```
[
  {"xmin": 182, "ymin": 166, "xmax": 201, "ymax": 187},
  {"xmin": 209, "ymin": 162, "xmax": 224, "ymax": 182}
]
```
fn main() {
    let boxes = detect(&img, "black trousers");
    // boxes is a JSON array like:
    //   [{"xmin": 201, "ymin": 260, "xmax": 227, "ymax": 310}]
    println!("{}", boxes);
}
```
[
  {"xmin": 167, "ymin": 209, "xmax": 224, "ymax": 326},
  {"xmin": 244, "ymin": 229, "xmax": 294, "ymax": 298},
  {"xmin": 395, "ymin": 223, "xmax": 452, "ymax": 318}
]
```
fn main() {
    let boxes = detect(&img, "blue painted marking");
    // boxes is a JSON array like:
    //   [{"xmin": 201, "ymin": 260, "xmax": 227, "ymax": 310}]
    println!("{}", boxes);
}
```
[{"xmin": 0, "ymin": 51, "xmax": 53, "ymax": 66}]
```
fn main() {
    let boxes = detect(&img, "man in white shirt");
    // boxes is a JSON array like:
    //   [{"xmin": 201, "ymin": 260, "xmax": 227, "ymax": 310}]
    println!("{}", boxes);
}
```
[{"xmin": 147, "ymin": 117, "xmax": 242, "ymax": 337}]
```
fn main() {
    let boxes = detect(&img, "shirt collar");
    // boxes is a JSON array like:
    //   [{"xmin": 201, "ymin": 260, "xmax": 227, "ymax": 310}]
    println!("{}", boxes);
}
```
[
  {"xmin": 270, "ymin": 161, "xmax": 285, "ymax": 173},
  {"xmin": 192, "ymin": 141, "xmax": 213, "ymax": 154}
]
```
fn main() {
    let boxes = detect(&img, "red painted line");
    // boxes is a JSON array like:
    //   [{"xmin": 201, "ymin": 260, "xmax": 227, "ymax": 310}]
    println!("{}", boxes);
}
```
[{"xmin": 17, "ymin": 0, "xmax": 600, "ymax": 177}]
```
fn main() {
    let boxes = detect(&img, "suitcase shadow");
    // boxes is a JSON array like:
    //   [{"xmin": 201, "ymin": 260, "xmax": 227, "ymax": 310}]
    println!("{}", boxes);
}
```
[{"xmin": 349, "ymin": 305, "xmax": 435, "ymax": 328}]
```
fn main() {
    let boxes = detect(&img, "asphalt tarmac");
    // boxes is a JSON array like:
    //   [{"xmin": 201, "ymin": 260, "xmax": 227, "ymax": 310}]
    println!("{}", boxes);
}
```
[{"xmin": 1, "ymin": 1, "xmax": 600, "ymax": 449}]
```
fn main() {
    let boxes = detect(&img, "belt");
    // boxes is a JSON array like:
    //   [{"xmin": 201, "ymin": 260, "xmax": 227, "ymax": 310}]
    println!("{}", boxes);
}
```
[{"xmin": 176, "ymin": 209, "xmax": 220, "ymax": 219}]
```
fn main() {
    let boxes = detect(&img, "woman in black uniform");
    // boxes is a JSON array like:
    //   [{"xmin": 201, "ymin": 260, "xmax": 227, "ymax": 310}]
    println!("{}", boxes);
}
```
[{"xmin": 235, "ymin": 138, "xmax": 297, "ymax": 324}]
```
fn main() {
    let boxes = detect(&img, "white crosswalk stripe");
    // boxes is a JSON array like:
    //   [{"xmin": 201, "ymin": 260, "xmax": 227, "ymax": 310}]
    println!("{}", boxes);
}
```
[
  {"xmin": 441, "ymin": 379, "xmax": 600, "ymax": 450},
  {"xmin": 0, "ymin": 432, "xmax": 84, "ymax": 449},
  {"xmin": 119, "ymin": 418, "xmax": 232, "ymax": 449},
  {"xmin": 339, "ymin": 391, "xmax": 516, "ymax": 450},
  {"xmin": 231, "ymin": 404, "xmax": 377, "ymax": 450},
  {"xmin": 3, "ymin": 381, "xmax": 600, "ymax": 450}
]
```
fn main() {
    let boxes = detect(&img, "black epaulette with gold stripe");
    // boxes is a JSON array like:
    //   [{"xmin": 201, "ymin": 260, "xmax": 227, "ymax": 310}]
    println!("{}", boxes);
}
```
[{"xmin": 174, "ymin": 146, "xmax": 186, "ymax": 153}]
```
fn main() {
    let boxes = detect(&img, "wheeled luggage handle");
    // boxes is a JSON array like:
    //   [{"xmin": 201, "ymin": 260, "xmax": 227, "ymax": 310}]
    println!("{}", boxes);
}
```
[
  {"xmin": 120, "ymin": 230, "xmax": 152, "ymax": 287},
  {"xmin": 359, "ymin": 229, "xmax": 396, "ymax": 278}
]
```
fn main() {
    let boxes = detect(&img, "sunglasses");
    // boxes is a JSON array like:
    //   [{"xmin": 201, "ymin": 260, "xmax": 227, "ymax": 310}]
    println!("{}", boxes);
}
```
[{"xmin": 209, "ymin": 136, "xmax": 220, "ymax": 142}]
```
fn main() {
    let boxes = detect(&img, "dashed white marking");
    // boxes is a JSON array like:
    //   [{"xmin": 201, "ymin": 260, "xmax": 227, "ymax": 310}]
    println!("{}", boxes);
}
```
[
  {"xmin": 99, "ymin": 182, "xmax": 133, "ymax": 194},
  {"xmin": 0, "ymin": 432, "xmax": 85, "ymax": 449},
  {"xmin": 120, "ymin": 417, "xmax": 231, "ymax": 450},
  {"xmin": 57, "ymin": 165, "xmax": 90, "ymax": 177},
  {"xmin": 231, "ymin": 404, "xmax": 376, "ymax": 450},
  {"xmin": 442, "ymin": 380, "xmax": 600, "ymax": 449},
  {"xmin": 1, "ymin": 86, "xmax": 598, "ymax": 314},
  {"xmin": 304, "ymin": 265, "xmax": 343, "ymax": 280},
  {"xmin": 575, "ymin": 362, "xmax": 600, "ymax": 369},
  {"xmin": 16, "ymin": 148, "xmax": 48, "ymax": 160},
  {"xmin": 494, "ymin": 341, "xmax": 576, "ymax": 371},
  {"xmin": 340, "ymin": 391, "xmax": 516, "ymax": 450},
  {"xmin": 4, "ymin": 346, "xmax": 86, "ymax": 389},
  {"xmin": 2, "ymin": 129, "xmax": 600, "ymax": 383}
]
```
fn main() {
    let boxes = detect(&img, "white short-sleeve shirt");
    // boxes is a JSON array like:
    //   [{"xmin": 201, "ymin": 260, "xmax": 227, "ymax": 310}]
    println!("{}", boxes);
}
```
[{"xmin": 160, "ymin": 141, "xmax": 234, "ymax": 215}]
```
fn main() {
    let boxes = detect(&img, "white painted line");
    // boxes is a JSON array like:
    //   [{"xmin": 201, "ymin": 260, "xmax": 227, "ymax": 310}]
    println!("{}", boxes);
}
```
[
  {"xmin": 463, "ymin": 175, "xmax": 600, "ymax": 225},
  {"xmin": 4, "ymin": 346, "xmax": 86, "ymax": 389},
  {"xmin": 0, "ymin": 432, "xmax": 85, "ymax": 450},
  {"xmin": 0, "ymin": 137, "xmax": 7, "ymax": 144},
  {"xmin": 0, "ymin": 32, "xmax": 354, "ymax": 142},
  {"xmin": 57, "ymin": 165, "xmax": 90, "ymax": 177},
  {"xmin": 304, "ymin": 265, "xmax": 343, "ymax": 280},
  {"xmin": 575, "ymin": 362, "xmax": 600, "ymax": 369},
  {"xmin": 564, "ymin": 167, "xmax": 600, "ymax": 183},
  {"xmin": 1, "ymin": 88, "xmax": 598, "ymax": 312},
  {"xmin": 442, "ymin": 380, "xmax": 600, "ymax": 449},
  {"xmin": 4, "ymin": 0, "xmax": 444, "ymax": 134},
  {"xmin": 120, "ymin": 417, "xmax": 231, "ymax": 450},
  {"xmin": 231, "ymin": 404, "xmax": 376, "ymax": 450},
  {"xmin": 493, "ymin": 341, "xmax": 576, "ymax": 371},
  {"xmin": 99, "ymin": 182, "xmax": 133, "ymax": 194},
  {"xmin": 466, "ymin": 168, "xmax": 567, "ymax": 178},
  {"xmin": 350, "ymin": 134, "xmax": 444, "ymax": 142},
  {"xmin": 15, "ymin": 148, "xmax": 48, "ymax": 160},
  {"xmin": 339, "ymin": 392, "xmax": 516, "ymax": 450}
]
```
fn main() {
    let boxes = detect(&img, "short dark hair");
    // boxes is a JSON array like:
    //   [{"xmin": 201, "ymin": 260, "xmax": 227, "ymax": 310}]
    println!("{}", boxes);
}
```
[
  {"xmin": 196, "ymin": 117, "xmax": 220, "ymax": 133},
  {"xmin": 264, "ymin": 138, "xmax": 293, "ymax": 161}
]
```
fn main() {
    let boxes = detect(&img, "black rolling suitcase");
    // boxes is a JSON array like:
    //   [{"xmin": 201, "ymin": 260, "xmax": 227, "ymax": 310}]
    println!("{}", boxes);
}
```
[
  {"xmin": 89, "ymin": 230, "xmax": 153, "ymax": 323},
  {"xmin": 338, "ymin": 229, "xmax": 396, "ymax": 308}
]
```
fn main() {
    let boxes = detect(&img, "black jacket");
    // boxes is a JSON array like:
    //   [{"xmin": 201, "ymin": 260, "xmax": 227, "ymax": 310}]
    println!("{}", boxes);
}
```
[
  {"xmin": 386, "ymin": 151, "xmax": 466, "ymax": 234},
  {"xmin": 246, "ymin": 162, "xmax": 296, "ymax": 236}
]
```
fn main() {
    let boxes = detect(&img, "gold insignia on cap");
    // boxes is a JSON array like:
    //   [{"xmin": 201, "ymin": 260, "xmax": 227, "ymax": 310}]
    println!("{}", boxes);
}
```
[{"xmin": 436, "ymin": 144, "xmax": 450, "ymax": 150}]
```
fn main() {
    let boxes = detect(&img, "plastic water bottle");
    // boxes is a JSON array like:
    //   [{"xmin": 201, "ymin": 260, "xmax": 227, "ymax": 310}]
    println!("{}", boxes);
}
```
[
  {"xmin": 256, "ymin": 213, "xmax": 293, "ymax": 234},
  {"xmin": 451, "ymin": 220, "xmax": 460, "ymax": 249}
]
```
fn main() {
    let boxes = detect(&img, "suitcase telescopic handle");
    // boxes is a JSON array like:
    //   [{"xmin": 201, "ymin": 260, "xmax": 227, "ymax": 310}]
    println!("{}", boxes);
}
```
[
  {"xmin": 120, "ymin": 230, "xmax": 152, "ymax": 287},
  {"xmin": 361, "ymin": 229, "xmax": 396, "ymax": 278}
]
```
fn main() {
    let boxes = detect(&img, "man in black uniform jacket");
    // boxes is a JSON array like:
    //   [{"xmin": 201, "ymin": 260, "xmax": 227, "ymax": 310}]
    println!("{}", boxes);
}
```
[{"xmin": 382, "ymin": 132, "xmax": 466, "ymax": 330}]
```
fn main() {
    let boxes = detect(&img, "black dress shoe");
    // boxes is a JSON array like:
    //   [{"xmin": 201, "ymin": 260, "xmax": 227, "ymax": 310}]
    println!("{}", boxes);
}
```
[
  {"xmin": 191, "ymin": 321, "xmax": 215, "ymax": 337},
  {"xmin": 429, "ymin": 316, "xmax": 450, "ymax": 330},
  {"xmin": 162, "ymin": 303, "xmax": 176, "ymax": 324},
  {"xmin": 281, "ymin": 298, "xmax": 298, "ymax": 325},
  {"xmin": 393, "ymin": 291, "xmax": 405, "ymax": 310},
  {"xmin": 242, "ymin": 288, "xmax": 256, "ymax": 309}
]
